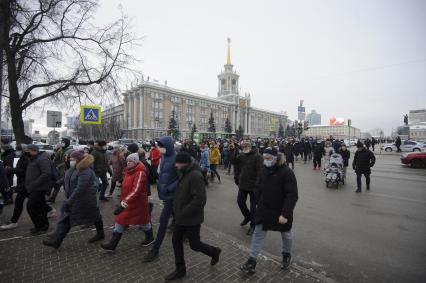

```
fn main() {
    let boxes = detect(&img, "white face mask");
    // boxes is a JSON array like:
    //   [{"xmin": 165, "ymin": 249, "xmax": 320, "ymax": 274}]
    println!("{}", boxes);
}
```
[
  {"xmin": 70, "ymin": 160, "xmax": 77, "ymax": 167},
  {"xmin": 264, "ymin": 157, "xmax": 277, "ymax": 168},
  {"xmin": 242, "ymin": 148, "xmax": 251, "ymax": 154},
  {"xmin": 160, "ymin": 148, "xmax": 167, "ymax": 155}
]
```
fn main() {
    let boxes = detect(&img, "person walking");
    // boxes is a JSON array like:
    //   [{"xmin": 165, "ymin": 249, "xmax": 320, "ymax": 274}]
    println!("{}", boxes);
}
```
[
  {"xmin": 353, "ymin": 141, "xmax": 376, "ymax": 192},
  {"xmin": 312, "ymin": 141, "xmax": 325, "ymax": 170},
  {"xmin": 199, "ymin": 143, "xmax": 210, "ymax": 185},
  {"xmin": 101, "ymin": 153, "xmax": 153, "ymax": 251},
  {"xmin": 1, "ymin": 145, "xmax": 15, "ymax": 204},
  {"xmin": 302, "ymin": 139, "xmax": 311, "ymax": 164},
  {"xmin": 338, "ymin": 144, "xmax": 351, "ymax": 178},
  {"xmin": 25, "ymin": 144, "xmax": 52, "ymax": 235},
  {"xmin": 143, "ymin": 136, "xmax": 179, "ymax": 262},
  {"xmin": 209, "ymin": 142, "xmax": 221, "ymax": 183},
  {"xmin": 42, "ymin": 151, "xmax": 105, "ymax": 248},
  {"xmin": 282, "ymin": 141, "xmax": 295, "ymax": 170},
  {"xmin": 164, "ymin": 152, "xmax": 221, "ymax": 281},
  {"xmin": 148, "ymin": 142, "xmax": 161, "ymax": 180},
  {"xmin": 240, "ymin": 147, "xmax": 298, "ymax": 273},
  {"xmin": 1, "ymin": 145, "xmax": 30, "ymax": 230},
  {"xmin": 233, "ymin": 140, "xmax": 263, "ymax": 235},
  {"xmin": 107, "ymin": 146, "xmax": 126, "ymax": 197},
  {"xmin": 91, "ymin": 140, "xmax": 109, "ymax": 201},
  {"xmin": 364, "ymin": 138, "xmax": 371, "ymax": 151},
  {"xmin": 48, "ymin": 138, "xmax": 72, "ymax": 203},
  {"xmin": 371, "ymin": 137, "xmax": 377, "ymax": 152},
  {"xmin": 395, "ymin": 136, "xmax": 402, "ymax": 152}
]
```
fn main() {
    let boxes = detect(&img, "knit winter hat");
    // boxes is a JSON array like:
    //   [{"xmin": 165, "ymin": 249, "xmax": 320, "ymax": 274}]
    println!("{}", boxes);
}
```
[
  {"xmin": 70, "ymin": 150, "xmax": 85, "ymax": 162},
  {"xmin": 126, "ymin": 153, "xmax": 140, "ymax": 164},
  {"xmin": 127, "ymin": 143, "xmax": 139, "ymax": 153},
  {"xmin": 175, "ymin": 152, "xmax": 192, "ymax": 164},
  {"xmin": 263, "ymin": 147, "xmax": 278, "ymax": 156}
]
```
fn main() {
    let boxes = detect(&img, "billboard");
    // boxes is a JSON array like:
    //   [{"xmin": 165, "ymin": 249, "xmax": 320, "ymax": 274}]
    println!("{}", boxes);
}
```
[{"xmin": 329, "ymin": 117, "xmax": 345, "ymax": 125}]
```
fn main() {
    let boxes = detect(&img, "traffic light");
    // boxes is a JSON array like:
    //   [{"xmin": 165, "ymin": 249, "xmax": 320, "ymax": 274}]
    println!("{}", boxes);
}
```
[{"xmin": 304, "ymin": 121, "xmax": 309, "ymax": 130}]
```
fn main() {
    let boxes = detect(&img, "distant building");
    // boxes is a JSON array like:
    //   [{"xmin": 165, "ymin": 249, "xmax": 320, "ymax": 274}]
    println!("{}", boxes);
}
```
[
  {"xmin": 23, "ymin": 119, "xmax": 34, "ymax": 136},
  {"xmin": 306, "ymin": 110, "xmax": 321, "ymax": 126},
  {"xmin": 304, "ymin": 124, "xmax": 360, "ymax": 140},
  {"xmin": 409, "ymin": 123, "xmax": 426, "ymax": 140},
  {"xmin": 103, "ymin": 39, "xmax": 288, "ymax": 140},
  {"xmin": 103, "ymin": 104, "xmax": 125, "ymax": 130},
  {"xmin": 409, "ymin": 109, "xmax": 426, "ymax": 124}
]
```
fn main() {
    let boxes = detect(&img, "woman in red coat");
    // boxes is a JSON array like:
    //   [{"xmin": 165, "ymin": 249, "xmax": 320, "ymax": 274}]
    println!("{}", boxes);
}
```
[{"xmin": 101, "ymin": 153, "xmax": 154, "ymax": 251}]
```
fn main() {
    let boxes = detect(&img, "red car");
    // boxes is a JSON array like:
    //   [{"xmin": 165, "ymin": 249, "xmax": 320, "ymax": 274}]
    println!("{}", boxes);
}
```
[{"xmin": 400, "ymin": 152, "xmax": 426, "ymax": 168}]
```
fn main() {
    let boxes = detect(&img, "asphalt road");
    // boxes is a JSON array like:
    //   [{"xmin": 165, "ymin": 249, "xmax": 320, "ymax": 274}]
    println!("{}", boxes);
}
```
[{"xmin": 203, "ymin": 153, "xmax": 426, "ymax": 283}]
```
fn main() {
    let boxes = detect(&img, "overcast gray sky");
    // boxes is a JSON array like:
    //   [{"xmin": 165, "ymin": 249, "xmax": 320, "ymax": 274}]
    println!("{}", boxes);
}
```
[{"xmin": 32, "ymin": 0, "xmax": 426, "ymax": 136}]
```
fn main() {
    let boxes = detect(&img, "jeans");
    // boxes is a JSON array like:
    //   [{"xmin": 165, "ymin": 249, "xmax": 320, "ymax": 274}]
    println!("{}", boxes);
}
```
[
  {"xmin": 98, "ymin": 173, "xmax": 109, "ymax": 199},
  {"xmin": 237, "ymin": 189, "xmax": 257, "ymax": 228},
  {"xmin": 356, "ymin": 173, "xmax": 370, "ymax": 189},
  {"xmin": 153, "ymin": 199, "xmax": 174, "ymax": 250},
  {"xmin": 172, "ymin": 224, "xmax": 218, "ymax": 268},
  {"xmin": 11, "ymin": 191, "xmax": 30, "ymax": 223},
  {"xmin": 114, "ymin": 222, "xmax": 151, "ymax": 233},
  {"xmin": 27, "ymin": 191, "xmax": 50, "ymax": 229},
  {"xmin": 249, "ymin": 224, "xmax": 293, "ymax": 258}
]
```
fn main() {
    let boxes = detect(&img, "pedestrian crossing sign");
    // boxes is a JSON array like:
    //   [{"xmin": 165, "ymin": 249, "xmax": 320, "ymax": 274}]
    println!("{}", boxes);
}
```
[{"xmin": 80, "ymin": 105, "xmax": 102, "ymax": 124}]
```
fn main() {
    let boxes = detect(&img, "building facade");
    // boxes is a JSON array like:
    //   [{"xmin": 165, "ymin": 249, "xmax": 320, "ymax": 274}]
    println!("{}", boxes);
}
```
[
  {"xmin": 106, "ymin": 40, "xmax": 288, "ymax": 140},
  {"xmin": 306, "ymin": 110, "xmax": 321, "ymax": 126},
  {"xmin": 409, "ymin": 109, "xmax": 426, "ymax": 124},
  {"xmin": 409, "ymin": 123, "xmax": 426, "ymax": 140},
  {"xmin": 304, "ymin": 124, "xmax": 361, "ymax": 140}
]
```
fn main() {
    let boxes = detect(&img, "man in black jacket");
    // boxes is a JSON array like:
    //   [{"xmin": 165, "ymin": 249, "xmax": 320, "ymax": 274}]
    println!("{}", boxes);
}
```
[
  {"xmin": 353, "ymin": 141, "xmax": 376, "ymax": 192},
  {"xmin": 240, "ymin": 147, "xmax": 298, "ymax": 273},
  {"xmin": 165, "ymin": 152, "xmax": 221, "ymax": 281},
  {"xmin": 312, "ymin": 141, "xmax": 325, "ymax": 170},
  {"xmin": 233, "ymin": 140, "xmax": 263, "ymax": 235},
  {"xmin": 25, "ymin": 144, "xmax": 52, "ymax": 235}
]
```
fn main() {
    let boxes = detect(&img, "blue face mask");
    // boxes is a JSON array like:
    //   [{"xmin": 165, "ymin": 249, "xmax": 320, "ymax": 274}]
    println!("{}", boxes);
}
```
[{"xmin": 15, "ymin": 151, "xmax": 23, "ymax": 158}]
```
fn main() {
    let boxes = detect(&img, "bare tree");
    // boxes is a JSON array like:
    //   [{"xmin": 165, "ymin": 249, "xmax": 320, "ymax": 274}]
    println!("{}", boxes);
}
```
[{"xmin": 0, "ymin": 0, "xmax": 138, "ymax": 143}]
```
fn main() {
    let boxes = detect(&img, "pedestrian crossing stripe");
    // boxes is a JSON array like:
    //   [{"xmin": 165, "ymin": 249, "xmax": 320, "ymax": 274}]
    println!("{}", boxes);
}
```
[{"xmin": 80, "ymin": 105, "xmax": 102, "ymax": 124}]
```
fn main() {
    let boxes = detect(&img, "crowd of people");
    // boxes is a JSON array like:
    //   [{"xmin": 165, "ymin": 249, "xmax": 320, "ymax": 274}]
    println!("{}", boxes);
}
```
[{"xmin": 0, "ymin": 134, "xmax": 377, "ymax": 280}]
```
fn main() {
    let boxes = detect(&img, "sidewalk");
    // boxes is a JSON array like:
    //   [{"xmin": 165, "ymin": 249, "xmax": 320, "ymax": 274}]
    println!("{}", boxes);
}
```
[{"xmin": 0, "ymin": 194, "xmax": 327, "ymax": 282}]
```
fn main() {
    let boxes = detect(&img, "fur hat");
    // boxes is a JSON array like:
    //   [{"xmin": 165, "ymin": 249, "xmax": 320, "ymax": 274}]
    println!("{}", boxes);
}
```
[{"xmin": 127, "ymin": 143, "xmax": 139, "ymax": 153}]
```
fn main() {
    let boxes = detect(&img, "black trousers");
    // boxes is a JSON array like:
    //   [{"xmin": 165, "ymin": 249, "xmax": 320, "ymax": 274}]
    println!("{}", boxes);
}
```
[
  {"xmin": 313, "ymin": 157, "xmax": 322, "ymax": 168},
  {"xmin": 27, "ymin": 191, "xmax": 50, "ymax": 229},
  {"xmin": 356, "ymin": 173, "xmax": 370, "ymax": 189},
  {"xmin": 237, "ymin": 189, "xmax": 257, "ymax": 228},
  {"xmin": 286, "ymin": 160, "xmax": 294, "ymax": 170},
  {"xmin": 97, "ymin": 173, "xmax": 109, "ymax": 199},
  {"xmin": 210, "ymin": 164, "xmax": 221, "ymax": 181},
  {"xmin": 172, "ymin": 224, "xmax": 217, "ymax": 269},
  {"xmin": 11, "ymin": 191, "xmax": 30, "ymax": 223}
]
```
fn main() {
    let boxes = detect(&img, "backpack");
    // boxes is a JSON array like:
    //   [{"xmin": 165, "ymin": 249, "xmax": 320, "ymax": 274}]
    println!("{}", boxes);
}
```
[{"xmin": 141, "ymin": 159, "xmax": 157, "ymax": 185}]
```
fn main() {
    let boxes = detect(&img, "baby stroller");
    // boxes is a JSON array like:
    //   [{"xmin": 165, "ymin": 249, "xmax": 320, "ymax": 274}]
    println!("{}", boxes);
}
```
[{"xmin": 324, "ymin": 153, "xmax": 345, "ymax": 188}]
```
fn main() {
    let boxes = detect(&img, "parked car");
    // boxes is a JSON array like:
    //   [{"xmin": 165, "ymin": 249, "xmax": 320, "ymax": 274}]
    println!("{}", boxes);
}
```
[
  {"xmin": 400, "ymin": 152, "xmax": 426, "ymax": 168},
  {"xmin": 381, "ymin": 140, "xmax": 425, "ymax": 152},
  {"xmin": 34, "ymin": 143, "xmax": 55, "ymax": 158}
]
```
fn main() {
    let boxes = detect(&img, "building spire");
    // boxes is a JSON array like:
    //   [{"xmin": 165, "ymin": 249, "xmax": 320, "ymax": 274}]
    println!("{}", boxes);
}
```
[{"xmin": 226, "ymin": 37, "xmax": 231, "ymax": 65}]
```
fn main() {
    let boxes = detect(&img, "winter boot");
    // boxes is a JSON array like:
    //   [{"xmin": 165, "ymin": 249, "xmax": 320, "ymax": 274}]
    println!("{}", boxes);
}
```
[
  {"xmin": 42, "ymin": 221, "xmax": 70, "ymax": 249},
  {"xmin": 282, "ymin": 253, "xmax": 292, "ymax": 270},
  {"xmin": 140, "ymin": 228, "xmax": 155, "ymax": 247},
  {"xmin": 240, "ymin": 257, "xmax": 257, "ymax": 273},
  {"xmin": 165, "ymin": 266, "xmax": 186, "ymax": 281},
  {"xmin": 210, "ymin": 247, "xmax": 222, "ymax": 266},
  {"xmin": 100, "ymin": 232, "xmax": 122, "ymax": 251},
  {"xmin": 142, "ymin": 247, "xmax": 159, "ymax": 262},
  {"xmin": 88, "ymin": 219, "xmax": 105, "ymax": 243}
]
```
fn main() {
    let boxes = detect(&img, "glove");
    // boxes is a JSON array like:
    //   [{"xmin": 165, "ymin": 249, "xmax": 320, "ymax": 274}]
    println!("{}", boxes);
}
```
[{"xmin": 113, "ymin": 201, "xmax": 128, "ymax": 215}]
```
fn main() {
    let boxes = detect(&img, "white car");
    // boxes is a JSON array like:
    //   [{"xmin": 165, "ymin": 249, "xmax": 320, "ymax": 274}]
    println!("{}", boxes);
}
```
[{"xmin": 381, "ymin": 140, "xmax": 425, "ymax": 152}]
